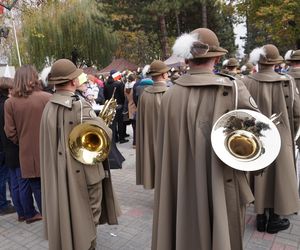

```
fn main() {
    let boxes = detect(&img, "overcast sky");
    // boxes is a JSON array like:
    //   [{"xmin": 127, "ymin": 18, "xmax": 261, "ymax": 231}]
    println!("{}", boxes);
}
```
[{"xmin": 234, "ymin": 21, "xmax": 247, "ymax": 58}]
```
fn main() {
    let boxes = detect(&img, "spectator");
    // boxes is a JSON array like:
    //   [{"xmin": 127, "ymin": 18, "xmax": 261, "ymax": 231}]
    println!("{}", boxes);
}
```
[{"xmin": 4, "ymin": 65, "xmax": 51, "ymax": 223}]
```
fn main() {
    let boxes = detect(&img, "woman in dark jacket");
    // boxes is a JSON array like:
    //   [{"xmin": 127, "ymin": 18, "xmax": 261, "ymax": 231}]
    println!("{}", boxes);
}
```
[{"xmin": 0, "ymin": 77, "xmax": 24, "ymax": 220}]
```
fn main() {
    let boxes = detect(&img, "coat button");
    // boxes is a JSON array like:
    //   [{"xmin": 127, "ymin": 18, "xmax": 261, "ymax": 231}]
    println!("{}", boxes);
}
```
[
  {"xmin": 226, "ymin": 179, "xmax": 232, "ymax": 183},
  {"xmin": 58, "ymin": 152, "xmax": 62, "ymax": 155},
  {"xmin": 284, "ymin": 83, "xmax": 288, "ymax": 87},
  {"xmin": 223, "ymin": 91, "xmax": 228, "ymax": 96},
  {"xmin": 225, "ymin": 109, "xmax": 230, "ymax": 113},
  {"xmin": 285, "ymin": 95, "xmax": 289, "ymax": 98},
  {"xmin": 76, "ymin": 170, "xmax": 80, "ymax": 173},
  {"xmin": 69, "ymin": 121, "xmax": 73, "ymax": 125}
]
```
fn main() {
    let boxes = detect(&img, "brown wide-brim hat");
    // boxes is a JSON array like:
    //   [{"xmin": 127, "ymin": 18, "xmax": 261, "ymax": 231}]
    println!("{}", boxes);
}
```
[
  {"xmin": 285, "ymin": 50, "xmax": 300, "ymax": 62},
  {"xmin": 48, "ymin": 59, "xmax": 83, "ymax": 85},
  {"xmin": 148, "ymin": 60, "xmax": 170, "ymax": 76},
  {"xmin": 226, "ymin": 58, "xmax": 239, "ymax": 67},
  {"xmin": 259, "ymin": 44, "xmax": 283, "ymax": 65},
  {"xmin": 172, "ymin": 28, "xmax": 227, "ymax": 59},
  {"xmin": 189, "ymin": 28, "xmax": 227, "ymax": 58}
]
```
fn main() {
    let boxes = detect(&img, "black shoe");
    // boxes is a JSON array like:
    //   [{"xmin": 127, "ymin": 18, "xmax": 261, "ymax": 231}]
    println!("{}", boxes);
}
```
[
  {"xmin": 119, "ymin": 139, "xmax": 129, "ymax": 144},
  {"xmin": 267, "ymin": 215, "xmax": 290, "ymax": 234},
  {"xmin": 0, "ymin": 204, "xmax": 16, "ymax": 215},
  {"xmin": 256, "ymin": 214, "xmax": 267, "ymax": 232},
  {"xmin": 125, "ymin": 134, "xmax": 130, "ymax": 138}
]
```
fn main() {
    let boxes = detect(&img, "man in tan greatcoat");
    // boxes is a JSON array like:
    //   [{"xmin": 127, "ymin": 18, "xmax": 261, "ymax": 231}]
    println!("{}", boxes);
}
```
[
  {"xmin": 40, "ymin": 59, "xmax": 120, "ymax": 250},
  {"xmin": 222, "ymin": 57, "xmax": 241, "ymax": 78},
  {"xmin": 242, "ymin": 44, "xmax": 300, "ymax": 234},
  {"xmin": 152, "ymin": 28, "xmax": 257, "ymax": 250},
  {"xmin": 285, "ymin": 49, "xmax": 300, "ymax": 193},
  {"xmin": 136, "ymin": 60, "xmax": 169, "ymax": 189}
]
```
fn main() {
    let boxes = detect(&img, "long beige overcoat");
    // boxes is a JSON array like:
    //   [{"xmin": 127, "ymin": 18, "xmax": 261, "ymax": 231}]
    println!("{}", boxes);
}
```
[
  {"xmin": 152, "ymin": 69, "xmax": 256, "ymax": 250},
  {"xmin": 40, "ymin": 91, "xmax": 121, "ymax": 250},
  {"xmin": 124, "ymin": 87, "xmax": 137, "ymax": 120},
  {"xmin": 242, "ymin": 68, "xmax": 300, "ymax": 215},
  {"xmin": 136, "ymin": 81, "xmax": 168, "ymax": 189},
  {"xmin": 287, "ymin": 67, "xmax": 300, "ymax": 90},
  {"xmin": 287, "ymin": 67, "xmax": 300, "ymax": 148},
  {"xmin": 4, "ymin": 90, "xmax": 51, "ymax": 178}
]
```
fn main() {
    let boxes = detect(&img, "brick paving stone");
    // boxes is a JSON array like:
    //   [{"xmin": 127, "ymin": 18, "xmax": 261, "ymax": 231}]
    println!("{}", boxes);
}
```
[{"xmin": 0, "ymin": 127, "xmax": 299, "ymax": 250}]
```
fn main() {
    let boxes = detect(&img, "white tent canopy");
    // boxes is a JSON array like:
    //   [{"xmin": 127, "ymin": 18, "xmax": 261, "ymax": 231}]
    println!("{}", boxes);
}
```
[{"xmin": 0, "ymin": 65, "xmax": 15, "ymax": 78}]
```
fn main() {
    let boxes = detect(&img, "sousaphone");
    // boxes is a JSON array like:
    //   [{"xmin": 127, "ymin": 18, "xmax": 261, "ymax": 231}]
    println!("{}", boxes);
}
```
[{"xmin": 211, "ymin": 109, "xmax": 281, "ymax": 171}]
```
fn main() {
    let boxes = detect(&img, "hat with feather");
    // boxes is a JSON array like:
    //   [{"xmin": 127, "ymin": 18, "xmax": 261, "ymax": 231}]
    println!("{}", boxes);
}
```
[
  {"xmin": 172, "ymin": 28, "xmax": 227, "ymax": 59},
  {"xmin": 223, "ymin": 58, "xmax": 239, "ymax": 67},
  {"xmin": 284, "ymin": 49, "xmax": 300, "ymax": 62},
  {"xmin": 249, "ymin": 44, "xmax": 283, "ymax": 65}
]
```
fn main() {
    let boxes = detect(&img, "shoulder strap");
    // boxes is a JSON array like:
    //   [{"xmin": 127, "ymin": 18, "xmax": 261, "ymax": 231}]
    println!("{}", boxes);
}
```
[{"xmin": 217, "ymin": 72, "xmax": 238, "ymax": 109}]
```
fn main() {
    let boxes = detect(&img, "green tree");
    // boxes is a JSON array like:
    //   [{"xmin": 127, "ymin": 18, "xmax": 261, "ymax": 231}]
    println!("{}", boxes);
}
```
[
  {"xmin": 236, "ymin": 0, "xmax": 300, "ymax": 54},
  {"xmin": 20, "ymin": 0, "xmax": 117, "ymax": 70},
  {"xmin": 95, "ymin": 0, "xmax": 236, "ymax": 63}
]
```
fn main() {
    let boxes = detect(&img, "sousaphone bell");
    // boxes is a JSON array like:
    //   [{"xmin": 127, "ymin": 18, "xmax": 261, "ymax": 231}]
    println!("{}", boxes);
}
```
[{"xmin": 211, "ymin": 109, "xmax": 281, "ymax": 171}]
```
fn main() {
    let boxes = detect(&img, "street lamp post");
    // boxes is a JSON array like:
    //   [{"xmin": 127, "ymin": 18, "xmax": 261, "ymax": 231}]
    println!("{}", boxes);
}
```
[{"xmin": 0, "ymin": 0, "xmax": 21, "ymax": 66}]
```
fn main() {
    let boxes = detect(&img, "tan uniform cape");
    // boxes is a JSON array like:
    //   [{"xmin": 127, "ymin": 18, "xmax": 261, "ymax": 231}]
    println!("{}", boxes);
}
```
[
  {"xmin": 287, "ymin": 67, "xmax": 300, "ymax": 90},
  {"xmin": 287, "ymin": 67, "xmax": 300, "ymax": 193},
  {"xmin": 242, "ymin": 68, "xmax": 300, "ymax": 215},
  {"xmin": 136, "ymin": 81, "xmax": 168, "ymax": 189},
  {"xmin": 152, "ymin": 69, "xmax": 255, "ymax": 250},
  {"xmin": 40, "ymin": 91, "xmax": 121, "ymax": 250}
]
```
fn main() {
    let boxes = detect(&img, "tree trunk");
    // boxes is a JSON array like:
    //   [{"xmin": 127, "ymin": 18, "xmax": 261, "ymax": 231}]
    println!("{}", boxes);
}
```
[
  {"xmin": 201, "ymin": 1, "xmax": 207, "ymax": 28},
  {"xmin": 175, "ymin": 12, "xmax": 180, "ymax": 35},
  {"xmin": 158, "ymin": 14, "xmax": 169, "ymax": 60}
]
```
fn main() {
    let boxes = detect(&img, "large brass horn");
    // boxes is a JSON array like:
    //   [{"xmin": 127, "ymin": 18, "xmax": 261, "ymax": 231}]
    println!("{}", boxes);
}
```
[
  {"xmin": 211, "ymin": 109, "xmax": 281, "ymax": 171},
  {"xmin": 68, "ymin": 89, "xmax": 117, "ymax": 165}
]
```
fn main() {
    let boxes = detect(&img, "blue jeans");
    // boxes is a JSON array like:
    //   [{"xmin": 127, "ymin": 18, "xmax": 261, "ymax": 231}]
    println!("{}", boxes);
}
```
[
  {"xmin": 0, "ymin": 152, "xmax": 10, "ymax": 210},
  {"xmin": 10, "ymin": 168, "xmax": 41, "ymax": 219}
]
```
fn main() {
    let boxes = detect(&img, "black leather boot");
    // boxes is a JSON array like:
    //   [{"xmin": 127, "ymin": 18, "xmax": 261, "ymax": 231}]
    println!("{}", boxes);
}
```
[
  {"xmin": 256, "ymin": 213, "xmax": 267, "ymax": 232},
  {"xmin": 266, "ymin": 209, "xmax": 290, "ymax": 234}
]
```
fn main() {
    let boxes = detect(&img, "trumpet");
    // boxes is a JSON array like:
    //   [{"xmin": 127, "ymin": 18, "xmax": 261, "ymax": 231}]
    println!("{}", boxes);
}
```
[{"xmin": 68, "ymin": 89, "xmax": 117, "ymax": 165}]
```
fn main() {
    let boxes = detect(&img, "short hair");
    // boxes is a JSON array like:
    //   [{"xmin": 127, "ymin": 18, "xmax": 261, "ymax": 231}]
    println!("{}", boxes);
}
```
[
  {"xmin": 12, "ymin": 65, "xmax": 41, "ymax": 97},
  {"xmin": 188, "ymin": 57, "xmax": 213, "ymax": 65},
  {"xmin": 0, "ymin": 77, "xmax": 14, "ymax": 96}
]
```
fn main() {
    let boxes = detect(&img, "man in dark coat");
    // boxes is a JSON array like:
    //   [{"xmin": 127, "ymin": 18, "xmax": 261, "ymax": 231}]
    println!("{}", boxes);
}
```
[
  {"xmin": 40, "ymin": 59, "xmax": 120, "ymax": 250},
  {"xmin": 104, "ymin": 70, "xmax": 128, "ymax": 143},
  {"xmin": 152, "ymin": 28, "xmax": 257, "ymax": 250},
  {"xmin": 242, "ymin": 44, "xmax": 300, "ymax": 234}
]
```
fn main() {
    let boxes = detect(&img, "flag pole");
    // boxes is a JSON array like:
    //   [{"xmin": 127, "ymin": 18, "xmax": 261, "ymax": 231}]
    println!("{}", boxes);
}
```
[{"xmin": 11, "ymin": 10, "xmax": 21, "ymax": 66}]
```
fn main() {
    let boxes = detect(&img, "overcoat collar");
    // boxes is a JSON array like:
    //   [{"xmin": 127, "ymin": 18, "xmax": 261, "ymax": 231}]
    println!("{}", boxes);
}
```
[
  {"xmin": 144, "ymin": 81, "xmax": 168, "ymax": 93},
  {"xmin": 175, "ymin": 68, "xmax": 233, "ymax": 87},
  {"xmin": 50, "ymin": 90, "xmax": 77, "ymax": 108},
  {"xmin": 249, "ymin": 68, "xmax": 289, "ymax": 82}
]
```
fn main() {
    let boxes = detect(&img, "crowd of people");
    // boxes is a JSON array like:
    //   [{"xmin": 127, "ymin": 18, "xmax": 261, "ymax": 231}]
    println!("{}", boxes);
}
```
[{"xmin": 0, "ymin": 26, "xmax": 299, "ymax": 250}]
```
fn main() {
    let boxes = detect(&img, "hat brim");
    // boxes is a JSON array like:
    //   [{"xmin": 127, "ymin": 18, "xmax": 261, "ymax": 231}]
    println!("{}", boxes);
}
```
[
  {"xmin": 149, "ymin": 66, "xmax": 170, "ymax": 76},
  {"xmin": 48, "ymin": 68, "xmax": 83, "ymax": 85},
  {"xmin": 192, "ymin": 50, "xmax": 227, "ymax": 59},
  {"xmin": 285, "ymin": 57, "xmax": 300, "ymax": 61}
]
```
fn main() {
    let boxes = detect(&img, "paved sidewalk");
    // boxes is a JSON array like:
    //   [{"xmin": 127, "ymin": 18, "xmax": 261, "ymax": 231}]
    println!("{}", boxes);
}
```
[{"xmin": 0, "ymin": 130, "xmax": 300, "ymax": 250}]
